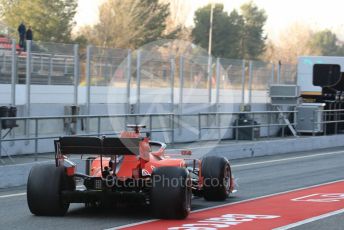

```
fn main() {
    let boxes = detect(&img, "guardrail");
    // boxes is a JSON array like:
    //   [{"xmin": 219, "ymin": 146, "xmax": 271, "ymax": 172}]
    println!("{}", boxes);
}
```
[
  {"xmin": 313, "ymin": 109, "xmax": 344, "ymax": 135},
  {"xmin": 0, "ymin": 110, "xmax": 297, "ymax": 161}
]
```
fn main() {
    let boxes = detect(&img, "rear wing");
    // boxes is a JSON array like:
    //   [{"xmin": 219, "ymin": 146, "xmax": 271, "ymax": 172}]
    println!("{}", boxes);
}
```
[{"xmin": 55, "ymin": 136, "xmax": 140, "ymax": 156}]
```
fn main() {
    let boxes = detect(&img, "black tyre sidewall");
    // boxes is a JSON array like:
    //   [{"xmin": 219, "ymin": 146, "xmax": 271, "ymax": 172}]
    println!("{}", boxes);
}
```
[
  {"xmin": 201, "ymin": 156, "xmax": 231, "ymax": 201},
  {"xmin": 150, "ymin": 167, "xmax": 191, "ymax": 219},
  {"xmin": 27, "ymin": 164, "xmax": 73, "ymax": 216}
]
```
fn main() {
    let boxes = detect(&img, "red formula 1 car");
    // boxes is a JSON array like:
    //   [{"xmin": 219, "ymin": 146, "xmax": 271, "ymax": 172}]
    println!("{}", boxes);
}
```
[{"xmin": 27, "ymin": 125, "xmax": 235, "ymax": 219}]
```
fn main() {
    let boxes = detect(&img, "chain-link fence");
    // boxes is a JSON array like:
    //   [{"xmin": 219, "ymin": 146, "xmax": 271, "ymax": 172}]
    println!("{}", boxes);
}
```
[
  {"xmin": 30, "ymin": 41, "xmax": 76, "ymax": 85},
  {"xmin": 279, "ymin": 63, "xmax": 297, "ymax": 84},
  {"xmin": 217, "ymin": 58, "xmax": 245, "ymax": 104},
  {"xmin": 250, "ymin": 60, "xmax": 274, "ymax": 104},
  {"xmin": 0, "ymin": 39, "xmax": 298, "ymax": 113}
]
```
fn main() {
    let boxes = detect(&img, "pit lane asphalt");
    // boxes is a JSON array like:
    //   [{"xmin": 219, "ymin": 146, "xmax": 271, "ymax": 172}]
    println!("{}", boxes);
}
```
[{"xmin": 0, "ymin": 147, "xmax": 344, "ymax": 230}]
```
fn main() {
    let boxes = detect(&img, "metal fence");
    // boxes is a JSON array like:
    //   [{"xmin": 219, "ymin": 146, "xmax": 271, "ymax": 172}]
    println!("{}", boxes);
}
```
[
  {"xmin": 313, "ymin": 109, "xmax": 344, "ymax": 136},
  {"xmin": 2, "ymin": 108, "xmax": 344, "ymax": 161},
  {"xmin": 0, "ymin": 110, "xmax": 297, "ymax": 159},
  {"xmin": 0, "ymin": 40, "xmax": 297, "ymax": 114}
]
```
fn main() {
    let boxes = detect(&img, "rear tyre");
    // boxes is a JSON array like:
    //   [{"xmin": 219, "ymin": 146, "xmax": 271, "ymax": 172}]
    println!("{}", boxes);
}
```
[
  {"xmin": 151, "ymin": 167, "xmax": 191, "ymax": 219},
  {"xmin": 201, "ymin": 156, "xmax": 232, "ymax": 201},
  {"xmin": 27, "ymin": 164, "xmax": 75, "ymax": 216}
]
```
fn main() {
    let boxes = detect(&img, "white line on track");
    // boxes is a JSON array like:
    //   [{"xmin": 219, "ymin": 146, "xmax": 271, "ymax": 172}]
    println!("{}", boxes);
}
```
[
  {"xmin": 105, "ymin": 179, "xmax": 344, "ymax": 230},
  {"xmin": 273, "ymin": 208, "xmax": 344, "ymax": 230},
  {"xmin": 0, "ymin": 157, "xmax": 81, "ymax": 167},
  {"xmin": 232, "ymin": 150, "xmax": 344, "ymax": 168},
  {"xmin": 0, "ymin": 192, "xmax": 26, "ymax": 199},
  {"xmin": 0, "ymin": 185, "xmax": 85, "ymax": 199}
]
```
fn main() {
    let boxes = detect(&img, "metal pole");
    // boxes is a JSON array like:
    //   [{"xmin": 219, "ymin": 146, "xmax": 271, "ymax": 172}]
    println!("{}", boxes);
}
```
[
  {"xmin": 136, "ymin": 50, "xmax": 141, "ymax": 114},
  {"xmin": 198, "ymin": 113, "xmax": 201, "ymax": 141},
  {"xmin": 208, "ymin": 3, "xmax": 214, "ymax": 56},
  {"xmin": 0, "ymin": 118, "xmax": 2, "ymax": 158},
  {"xmin": 11, "ymin": 39, "xmax": 17, "ymax": 106},
  {"xmin": 215, "ymin": 58, "xmax": 220, "ymax": 104},
  {"xmin": 34, "ymin": 118, "xmax": 38, "ymax": 161},
  {"xmin": 126, "ymin": 49, "xmax": 131, "ymax": 114},
  {"xmin": 171, "ymin": 114, "xmax": 175, "ymax": 145},
  {"xmin": 312, "ymin": 110, "xmax": 315, "ymax": 136},
  {"xmin": 73, "ymin": 44, "xmax": 79, "ymax": 106},
  {"xmin": 97, "ymin": 117, "xmax": 101, "ymax": 137},
  {"xmin": 277, "ymin": 61, "xmax": 281, "ymax": 84},
  {"xmin": 215, "ymin": 58, "xmax": 221, "ymax": 140},
  {"xmin": 241, "ymin": 60, "xmax": 245, "ymax": 104},
  {"xmin": 207, "ymin": 56, "xmax": 212, "ymax": 104},
  {"xmin": 170, "ymin": 57, "xmax": 175, "ymax": 112},
  {"xmin": 64, "ymin": 57, "xmax": 68, "ymax": 75},
  {"xmin": 179, "ymin": 56, "xmax": 184, "ymax": 114},
  {"xmin": 86, "ymin": 45, "xmax": 92, "ymax": 116},
  {"xmin": 40, "ymin": 56, "xmax": 43, "ymax": 73},
  {"xmin": 85, "ymin": 45, "xmax": 92, "ymax": 132},
  {"xmin": 48, "ymin": 54, "xmax": 53, "ymax": 85},
  {"xmin": 248, "ymin": 61, "xmax": 253, "ymax": 105},
  {"xmin": 26, "ymin": 40, "xmax": 32, "ymax": 118},
  {"xmin": 235, "ymin": 118, "xmax": 239, "ymax": 141},
  {"xmin": 149, "ymin": 115, "xmax": 152, "ymax": 138},
  {"xmin": 270, "ymin": 62, "xmax": 275, "ymax": 85}
]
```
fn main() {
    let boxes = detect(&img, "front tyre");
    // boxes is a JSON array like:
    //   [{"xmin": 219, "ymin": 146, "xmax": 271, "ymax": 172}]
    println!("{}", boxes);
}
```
[{"xmin": 201, "ymin": 156, "xmax": 232, "ymax": 201}]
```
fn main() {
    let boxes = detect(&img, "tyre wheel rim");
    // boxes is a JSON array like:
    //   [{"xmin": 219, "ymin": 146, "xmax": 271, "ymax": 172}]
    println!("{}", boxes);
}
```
[
  {"xmin": 223, "ymin": 165, "xmax": 231, "ymax": 195},
  {"xmin": 185, "ymin": 177, "xmax": 192, "ymax": 213}
]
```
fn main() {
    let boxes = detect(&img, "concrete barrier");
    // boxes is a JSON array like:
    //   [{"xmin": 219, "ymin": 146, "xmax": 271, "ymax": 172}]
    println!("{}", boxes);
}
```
[{"xmin": 1, "ymin": 134, "xmax": 344, "ymax": 188}]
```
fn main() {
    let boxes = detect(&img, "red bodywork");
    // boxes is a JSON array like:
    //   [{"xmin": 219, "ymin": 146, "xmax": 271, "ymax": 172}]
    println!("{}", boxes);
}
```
[{"xmin": 89, "ymin": 131, "xmax": 187, "ymax": 180}]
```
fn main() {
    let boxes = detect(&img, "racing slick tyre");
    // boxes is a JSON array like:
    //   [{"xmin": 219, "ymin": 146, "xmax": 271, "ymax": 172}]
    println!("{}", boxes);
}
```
[
  {"xmin": 150, "ymin": 167, "xmax": 192, "ymax": 219},
  {"xmin": 201, "ymin": 156, "xmax": 232, "ymax": 201},
  {"xmin": 27, "ymin": 164, "xmax": 75, "ymax": 216}
]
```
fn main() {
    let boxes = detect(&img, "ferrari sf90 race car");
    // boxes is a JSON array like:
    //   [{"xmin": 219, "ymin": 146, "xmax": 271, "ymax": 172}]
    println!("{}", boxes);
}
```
[{"xmin": 27, "ymin": 125, "xmax": 235, "ymax": 219}]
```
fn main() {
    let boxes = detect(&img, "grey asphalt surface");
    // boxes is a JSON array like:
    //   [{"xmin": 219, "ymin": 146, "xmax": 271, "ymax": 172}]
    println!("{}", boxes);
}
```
[{"xmin": 0, "ymin": 147, "xmax": 344, "ymax": 230}]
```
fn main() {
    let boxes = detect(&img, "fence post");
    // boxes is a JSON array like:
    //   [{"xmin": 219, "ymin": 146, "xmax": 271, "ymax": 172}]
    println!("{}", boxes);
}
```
[
  {"xmin": 64, "ymin": 57, "xmax": 68, "ymax": 75},
  {"xmin": 26, "ymin": 40, "xmax": 32, "ymax": 118},
  {"xmin": 97, "ymin": 117, "xmax": 101, "ymax": 137},
  {"xmin": 136, "ymin": 50, "xmax": 141, "ymax": 114},
  {"xmin": 149, "ymin": 115, "xmax": 153, "ymax": 139},
  {"xmin": 170, "ymin": 56, "xmax": 175, "ymax": 112},
  {"xmin": 215, "ymin": 58, "xmax": 221, "ymax": 139},
  {"xmin": 235, "ymin": 117, "xmax": 239, "ymax": 141},
  {"xmin": 86, "ymin": 45, "xmax": 92, "ymax": 116},
  {"xmin": 34, "ymin": 118, "xmax": 38, "ymax": 161},
  {"xmin": 48, "ymin": 54, "xmax": 53, "ymax": 85},
  {"xmin": 171, "ymin": 114, "xmax": 175, "ymax": 145},
  {"xmin": 241, "ymin": 60, "xmax": 246, "ymax": 104},
  {"xmin": 126, "ymin": 49, "xmax": 131, "ymax": 114},
  {"xmin": 248, "ymin": 61, "xmax": 253, "ymax": 105},
  {"xmin": 11, "ymin": 39, "xmax": 17, "ymax": 106},
  {"xmin": 198, "ymin": 113, "xmax": 201, "ymax": 141},
  {"xmin": 73, "ymin": 44, "xmax": 79, "ymax": 106},
  {"xmin": 85, "ymin": 45, "xmax": 92, "ymax": 132},
  {"xmin": 25, "ymin": 40, "xmax": 32, "ymax": 141},
  {"xmin": 0, "ymin": 118, "xmax": 2, "ymax": 158},
  {"xmin": 207, "ymin": 56, "xmax": 212, "ymax": 104},
  {"xmin": 215, "ymin": 58, "xmax": 220, "ymax": 105},
  {"xmin": 270, "ymin": 62, "xmax": 275, "ymax": 85},
  {"xmin": 277, "ymin": 61, "xmax": 281, "ymax": 84},
  {"xmin": 179, "ymin": 56, "xmax": 184, "ymax": 114},
  {"xmin": 323, "ymin": 110, "xmax": 327, "ymax": 135}
]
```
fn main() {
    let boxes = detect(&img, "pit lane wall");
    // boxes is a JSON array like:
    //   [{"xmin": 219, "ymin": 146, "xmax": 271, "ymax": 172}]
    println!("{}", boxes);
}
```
[
  {"xmin": 1, "ymin": 134, "xmax": 344, "ymax": 188},
  {"xmin": 0, "ymin": 84, "xmax": 277, "ymax": 156}
]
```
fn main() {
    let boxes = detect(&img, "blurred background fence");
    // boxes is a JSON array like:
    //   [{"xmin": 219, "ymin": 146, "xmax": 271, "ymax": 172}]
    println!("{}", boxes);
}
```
[{"xmin": 0, "ymin": 39, "xmax": 297, "ymax": 116}]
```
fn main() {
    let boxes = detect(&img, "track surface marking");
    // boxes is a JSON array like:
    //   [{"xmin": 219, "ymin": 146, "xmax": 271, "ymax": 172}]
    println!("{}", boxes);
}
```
[{"xmin": 114, "ymin": 180, "xmax": 344, "ymax": 230}]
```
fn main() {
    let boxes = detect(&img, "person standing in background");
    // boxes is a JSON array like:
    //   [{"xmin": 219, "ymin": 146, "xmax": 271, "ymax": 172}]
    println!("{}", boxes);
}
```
[
  {"xmin": 26, "ymin": 26, "xmax": 33, "ymax": 41},
  {"xmin": 17, "ymin": 22, "xmax": 26, "ymax": 49}
]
